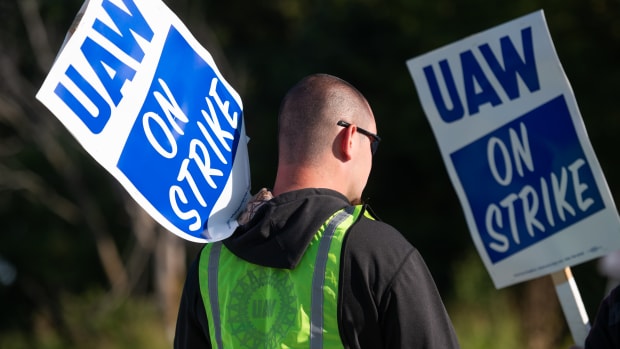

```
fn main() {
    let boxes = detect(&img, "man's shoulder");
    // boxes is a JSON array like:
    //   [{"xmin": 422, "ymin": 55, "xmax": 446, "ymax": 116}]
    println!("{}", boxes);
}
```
[{"xmin": 346, "ymin": 214, "xmax": 415, "ymax": 257}]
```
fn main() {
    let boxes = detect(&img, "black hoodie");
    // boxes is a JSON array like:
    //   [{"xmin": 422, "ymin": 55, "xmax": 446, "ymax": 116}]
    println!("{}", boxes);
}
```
[{"xmin": 174, "ymin": 188, "xmax": 461, "ymax": 348}]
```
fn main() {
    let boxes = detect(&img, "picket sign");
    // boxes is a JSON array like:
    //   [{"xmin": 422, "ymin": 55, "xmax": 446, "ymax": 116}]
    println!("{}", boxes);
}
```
[
  {"xmin": 36, "ymin": 0, "xmax": 251, "ymax": 243},
  {"xmin": 407, "ymin": 10, "xmax": 620, "ymax": 346}
]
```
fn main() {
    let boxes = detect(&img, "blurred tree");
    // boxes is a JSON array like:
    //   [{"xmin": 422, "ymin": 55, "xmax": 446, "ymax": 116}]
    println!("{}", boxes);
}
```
[
  {"xmin": 1, "ymin": 0, "xmax": 619, "ymax": 347},
  {"xmin": 0, "ymin": 0, "xmax": 188, "ymax": 344}
]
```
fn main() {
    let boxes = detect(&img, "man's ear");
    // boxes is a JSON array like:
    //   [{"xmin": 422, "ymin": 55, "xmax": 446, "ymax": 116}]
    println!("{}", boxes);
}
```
[{"xmin": 339, "ymin": 125, "xmax": 355, "ymax": 161}]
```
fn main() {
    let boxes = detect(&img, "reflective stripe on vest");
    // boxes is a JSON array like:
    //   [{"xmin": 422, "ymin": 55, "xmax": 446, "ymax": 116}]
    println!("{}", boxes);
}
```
[{"xmin": 198, "ymin": 205, "xmax": 362, "ymax": 349}]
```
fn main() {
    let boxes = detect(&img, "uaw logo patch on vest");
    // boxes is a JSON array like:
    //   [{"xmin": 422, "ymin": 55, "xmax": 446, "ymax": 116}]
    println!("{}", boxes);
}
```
[{"xmin": 228, "ymin": 268, "xmax": 297, "ymax": 348}]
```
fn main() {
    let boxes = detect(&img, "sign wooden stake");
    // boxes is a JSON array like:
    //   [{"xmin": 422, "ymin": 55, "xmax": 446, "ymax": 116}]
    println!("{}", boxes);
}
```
[{"xmin": 551, "ymin": 267, "xmax": 590, "ymax": 347}]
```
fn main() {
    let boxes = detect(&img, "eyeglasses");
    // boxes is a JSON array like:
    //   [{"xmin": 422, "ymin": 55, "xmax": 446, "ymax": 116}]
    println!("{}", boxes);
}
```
[{"xmin": 337, "ymin": 120, "xmax": 381, "ymax": 155}]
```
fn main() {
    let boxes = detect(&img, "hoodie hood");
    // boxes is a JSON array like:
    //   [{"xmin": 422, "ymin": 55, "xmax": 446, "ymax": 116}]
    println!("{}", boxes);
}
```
[{"xmin": 223, "ymin": 188, "xmax": 350, "ymax": 269}]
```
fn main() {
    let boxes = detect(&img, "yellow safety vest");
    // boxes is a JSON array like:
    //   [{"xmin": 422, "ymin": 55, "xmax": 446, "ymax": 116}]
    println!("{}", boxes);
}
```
[{"xmin": 198, "ymin": 205, "xmax": 364, "ymax": 349}]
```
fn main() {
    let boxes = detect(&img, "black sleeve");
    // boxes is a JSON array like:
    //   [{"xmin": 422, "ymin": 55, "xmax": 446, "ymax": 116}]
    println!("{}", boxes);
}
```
[
  {"xmin": 585, "ymin": 284, "xmax": 620, "ymax": 349},
  {"xmin": 173, "ymin": 253, "xmax": 212, "ymax": 349},
  {"xmin": 340, "ymin": 216, "xmax": 460, "ymax": 349},
  {"xmin": 383, "ymin": 247, "xmax": 461, "ymax": 348}
]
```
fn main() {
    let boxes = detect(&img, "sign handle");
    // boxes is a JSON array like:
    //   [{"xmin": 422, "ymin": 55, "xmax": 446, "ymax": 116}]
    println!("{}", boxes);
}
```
[{"xmin": 551, "ymin": 267, "xmax": 590, "ymax": 347}]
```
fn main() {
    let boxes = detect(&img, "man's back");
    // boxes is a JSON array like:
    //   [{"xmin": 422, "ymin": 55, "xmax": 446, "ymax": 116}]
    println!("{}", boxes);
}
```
[{"xmin": 175, "ymin": 188, "xmax": 460, "ymax": 348}]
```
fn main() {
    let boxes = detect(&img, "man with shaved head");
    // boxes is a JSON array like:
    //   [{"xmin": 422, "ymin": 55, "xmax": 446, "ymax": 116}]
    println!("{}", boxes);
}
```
[{"xmin": 174, "ymin": 73, "xmax": 461, "ymax": 348}]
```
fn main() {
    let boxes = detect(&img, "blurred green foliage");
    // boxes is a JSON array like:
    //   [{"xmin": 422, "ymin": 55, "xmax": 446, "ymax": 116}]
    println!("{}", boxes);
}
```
[
  {"xmin": 0, "ymin": 291, "xmax": 170, "ymax": 349},
  {"xmin": 2, "ymin": 0, "xmax": 620, "ymax": 347}
]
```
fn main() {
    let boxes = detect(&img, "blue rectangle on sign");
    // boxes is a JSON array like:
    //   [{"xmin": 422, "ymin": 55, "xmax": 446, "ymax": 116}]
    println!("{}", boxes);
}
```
[
  {"xmin": 117, "ymin": 26, "xmax": 242, "ymax": 239},
  {"xmin": 450, "ymin": 95, "xmax": 604, "ymax": 264}
]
